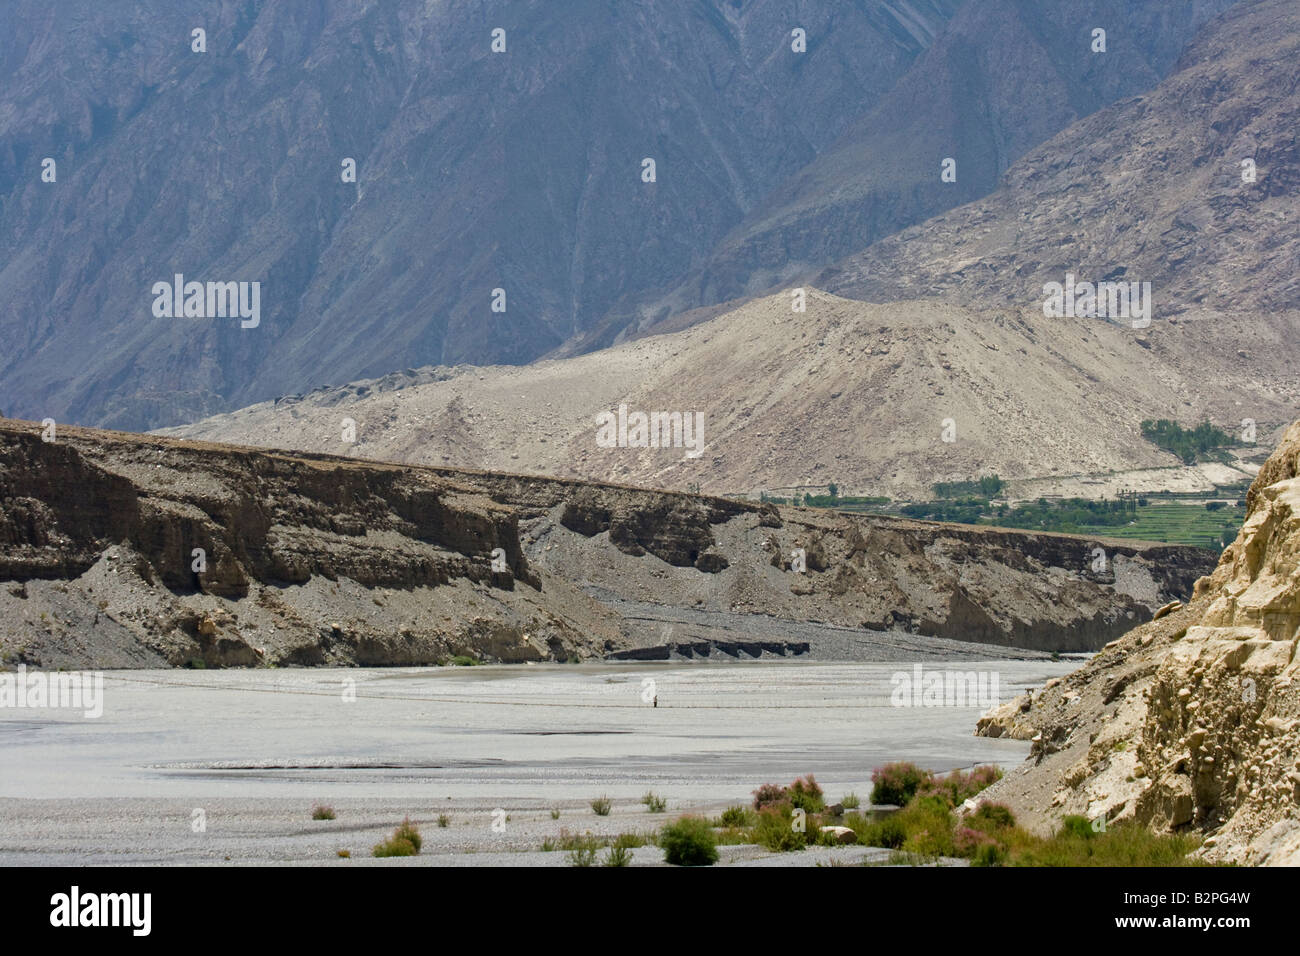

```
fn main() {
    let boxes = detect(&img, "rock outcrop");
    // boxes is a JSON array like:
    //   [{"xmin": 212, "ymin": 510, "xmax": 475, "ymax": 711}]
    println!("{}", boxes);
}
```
[
  {"xmin": 977, "ymin": 418, "xmax": 1300, "ymax": 865},
  {"xmin": 0, "ymin": 420, "xmax": 1214, "ymax": 668}
]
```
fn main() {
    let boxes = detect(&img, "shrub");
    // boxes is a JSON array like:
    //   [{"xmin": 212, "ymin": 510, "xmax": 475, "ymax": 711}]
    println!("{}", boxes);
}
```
[
  {"xmin": 924, "ymin": 766, "xmax": 1003, "ymax": 807},
  {"xmin": 1008, "ymin": 820, "xmax": 1206, "ymax": 867},
  {"xmin": 719, "ymin": 805, "xmax": 755, "ymax": 828},
  {"xmin": 604, "ymin": 845, "xmax": 633, "ymax": 867},
  {"xmin": 896, "ymin": 797, "xmax": 956, "ymax": 858},
  {"xmin": 641, "ymin": 791, "xmax": 667, "ymax": 813},
  {"xmin": 373, "ymin": 817, "xmax": 422, "ymax": 857},
  {"xmin": 392, "ymin": 817, "xmax": 422, "ymax": 852},
  {"xmin": 554, "ymin": 829, "xmax": 596, "ymax": 851},
  {"xmin": 336, "ymin": 849, "xmax": 350, "ymax": 858},
  {"xmin": 753, "ymin": 775, "xmax": 825, "ymax": 813},
  {"xmin": 857, "ymin": 815, "xmax": 906, "ymax": 849},
  {"xmin": 311, "ymin": 804, "xmax": 336, "ymax": 821},
  {"xmin": 437, "ymin": 814, "xmax": 450, "ymax": 828},
  {"xmin": 611, "ymin": 832, "xmax": 647, "ymax": 849},
  {"xmin": 901, "ymin": 827, "xmax": 949, "ymax": 858},
  {"xmin": 960, "ymin": 764, "xmax": 1002, "ymax": 795},
  {"xmin": 550, "ymin": 808, "xmax": 561, "ymax": 820},
  {"xmin": 787, "ymin": 775, "xmax": 825, "ymax": 813},
  {"xmin": 659, "ymin": 816, "xmax": 719, "ymax": 866},
  {"xmin": 954, "ymin": 825, "xmax": 998, "ymax": 857},
  {"xmin": 1061, "ymin": 815, "xmax": 1099, "ymax": 839},
  {"xmin": 969, "ymin": 802, "xmax": 1016, "ymax": 831},
  {"xmin": 373, "ymin": 823, "xmax": 421, "ymax": 857},
  {"xmin": 971, "ymin": 841, "xmax": 1008, "ymax": 867},
  {"xmin": 591, "ymin": 796, "xmax": 612, "ymax": 816},
  {"xmin": 814, "ymin": 825, "xmax": 848, "ymax": 847},
  {"xmin": 841, "ymin": 792, "xmax": 861, "ymax": 810},
  {"xmin": 857, "ymin": 787, "xmax": 1204, "ymax": 867},
  {"xmin": 713, "ymin": 826, "xmax": 754, "ymax": 846},
  {"xmin": 449, "ymin": 655, "xmax": 479, "ymax": 666},
  {"xmin": 752, "ymin": 806, "xmax": 808, "ymax": 852},
  {"xmin": 566, "ymin": 835, "xmax": 600, "ymax": 867},
  {"xmin": 870, "ymin": 762, "xmax": 932, "ymax": 806}
]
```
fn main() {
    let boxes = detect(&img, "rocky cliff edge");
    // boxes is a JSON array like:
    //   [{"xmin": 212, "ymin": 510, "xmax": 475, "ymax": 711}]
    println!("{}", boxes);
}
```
[{"xmin": 978, "ymin": 419, "xmax": 1300, "ymax": 865}]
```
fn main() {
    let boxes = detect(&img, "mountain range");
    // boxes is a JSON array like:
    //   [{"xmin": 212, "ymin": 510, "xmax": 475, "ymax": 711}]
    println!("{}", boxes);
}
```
[
  {"xmin": 162, "ymin": 0, "xmax": 1300, "ymax": 497},
  {"xmin": 0, "ymin": 0, "xmax": 1245, "ymax": 432}
]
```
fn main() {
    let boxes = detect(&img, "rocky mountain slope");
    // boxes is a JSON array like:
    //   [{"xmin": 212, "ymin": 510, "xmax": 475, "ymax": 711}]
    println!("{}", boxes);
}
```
[
  {"xmin": 589, "ymin": 0, "xmax": 1238, "ymax": 342},
  {"xmin": 162, "ymin": 290, "xmax": 1300, "ymax": 497},
  {"xmin": 0, "ymin": 0, "xmax": 962, "ymax": 431},
  {"xmin": 0, "ymin": 1, "xmax": 1239, "ymax": 432},
  {"xmin": 0, "ymin": 420, "xmax": 1213, "ymax": 668},
  {"xmin": 822, "ymin": 0, "xmax": 1300, "ymax": 319},
  {"xmin": 976, "ymin": 417, "xmax": 1300, "ymax": 865}
]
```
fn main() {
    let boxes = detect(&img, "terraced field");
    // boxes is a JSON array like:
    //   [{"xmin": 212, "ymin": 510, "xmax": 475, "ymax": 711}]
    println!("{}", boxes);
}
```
[{"xmin": 1074, "ymin": 504, "xmax": 1245, "ymax": 550}]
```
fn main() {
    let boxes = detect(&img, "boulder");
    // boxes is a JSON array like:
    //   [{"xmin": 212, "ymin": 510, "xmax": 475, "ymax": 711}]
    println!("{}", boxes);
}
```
[{"xmin": 819, "ymin": 826, "xmax": 858, "ymax": 845}]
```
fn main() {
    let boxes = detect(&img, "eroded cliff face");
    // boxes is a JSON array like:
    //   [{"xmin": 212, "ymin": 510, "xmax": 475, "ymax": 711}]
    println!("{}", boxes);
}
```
[
  {"xmin": 977, "ymin": 420, "xmax": 1300, "ymax": 865},
  {"xmin": 0, "ymin": 420, "xmax": 1213, "ymax": 668},
  {"xmin": 525, "ymin": 487, "xmax": 1211, "ymax": 654},
  {"xmin": 0, "ymin": 422, "xmax": 621, "ymax": 668}
]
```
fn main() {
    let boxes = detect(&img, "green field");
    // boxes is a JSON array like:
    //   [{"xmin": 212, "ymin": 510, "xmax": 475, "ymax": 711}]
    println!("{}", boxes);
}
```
[
  {"xmin": 825, "ymin": 499, "xmax": 1244, "ymax": 550},
  {"xmin": 760, "ymin": 487, "xmax": 1247, "ymax": 551},
  {"xmin": 1072, "ymin": 503, "xmax": 1244, "ymax": 550}
]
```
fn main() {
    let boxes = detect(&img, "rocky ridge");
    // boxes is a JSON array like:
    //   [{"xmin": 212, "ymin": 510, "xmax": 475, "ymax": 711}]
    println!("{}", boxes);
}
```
[{"xmin": 0, "ymin": 420, "xmax": 1214, "ymax": 668}]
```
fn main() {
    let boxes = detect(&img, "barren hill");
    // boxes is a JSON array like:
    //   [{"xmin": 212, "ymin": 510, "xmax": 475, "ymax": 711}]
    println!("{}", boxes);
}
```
[{"xmin": 163, "ymin": 290, "xmax": 1300, "ymax": 498}]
